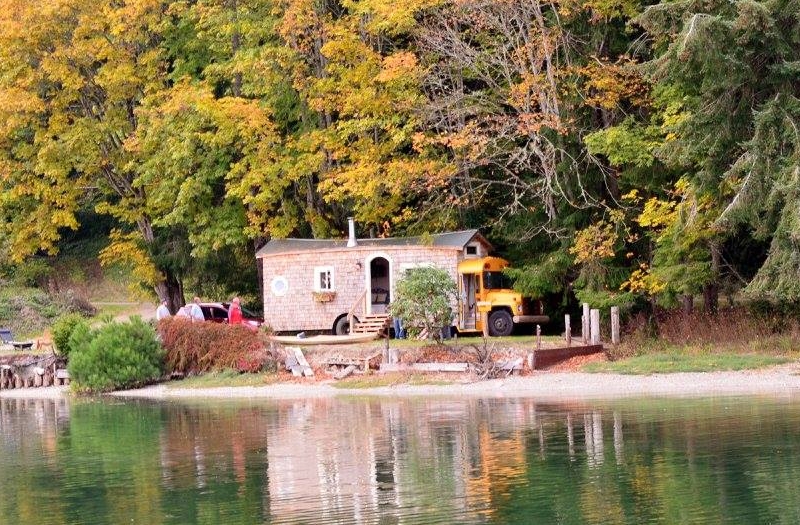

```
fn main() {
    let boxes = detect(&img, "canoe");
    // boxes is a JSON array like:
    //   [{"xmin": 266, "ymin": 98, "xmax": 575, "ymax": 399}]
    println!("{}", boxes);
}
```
[{"xmin": 267, "ymin": 333, "xmax": 380, "ymax": 346}]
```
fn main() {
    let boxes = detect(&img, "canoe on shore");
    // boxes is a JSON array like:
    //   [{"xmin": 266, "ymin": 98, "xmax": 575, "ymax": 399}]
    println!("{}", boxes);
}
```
[{"xmin": 267, "ymin": 333, "xmax": 380, "ymax": 346}]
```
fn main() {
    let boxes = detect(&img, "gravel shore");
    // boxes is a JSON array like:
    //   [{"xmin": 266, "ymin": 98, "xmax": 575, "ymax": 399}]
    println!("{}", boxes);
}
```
[
  {"xmin": 113, "ymin": 362, "xmax": 800, "ymax": 401},
  {"xmin": 4, "ymin": 363, "xmax": 800, "ymax": 401}
]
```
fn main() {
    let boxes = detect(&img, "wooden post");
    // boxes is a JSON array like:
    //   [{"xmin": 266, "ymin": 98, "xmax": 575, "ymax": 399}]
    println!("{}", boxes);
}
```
[
  {"xmin": 565, "ymin": 314, "xmax": 571, "ymax": 347},
  {"xmin": 611, "ymin": 306, "xmax": 620, "ymax": 345},
  {"xmin": 536, "ymin": 325, "xmax": 541, "ymax": 351},
  {"xmin": 590, "ymin": 309, "xmax": 601, "ymax": 345},
  {"xmin": 481, "ymin": 311, "xmax": 489, "ymax": 338},
  {"xmin": 582, "ymin": 303, "xmax": 590, "ymax": 344}
]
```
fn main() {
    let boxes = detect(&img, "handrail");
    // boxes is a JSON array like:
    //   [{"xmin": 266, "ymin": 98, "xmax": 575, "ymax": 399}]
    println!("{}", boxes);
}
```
[{"xmin": 347, "ymin": 289, "xmax": 368, "ymax": 335}]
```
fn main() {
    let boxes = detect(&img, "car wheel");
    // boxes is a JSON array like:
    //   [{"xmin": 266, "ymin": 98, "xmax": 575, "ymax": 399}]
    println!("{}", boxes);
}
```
[
  {"xmin": 333, "ymin": 315, "xmax": 356, "ymax": 336},
  {"xmin": 488, "ymin": 310, "xmax": 513, "ymax": 337}
]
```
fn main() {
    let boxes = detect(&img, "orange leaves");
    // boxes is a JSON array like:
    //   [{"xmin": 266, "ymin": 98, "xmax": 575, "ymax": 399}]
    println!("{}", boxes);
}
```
[
  {"xmin": 376, "ymin": 52, "xmax": 419, "ymax": 83},
  {"xmin": 575, "ymin": 57, "xmax": 649, "ymax": 110}
]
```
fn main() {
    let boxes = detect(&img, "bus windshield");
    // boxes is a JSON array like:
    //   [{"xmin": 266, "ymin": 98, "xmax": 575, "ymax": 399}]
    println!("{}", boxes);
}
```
[{"xmin": 483, "ymin": 271, "xmax": 513, "ymax": 290}]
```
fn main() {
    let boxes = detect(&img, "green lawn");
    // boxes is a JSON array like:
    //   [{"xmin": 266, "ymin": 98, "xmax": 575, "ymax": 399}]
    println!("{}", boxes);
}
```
[
  {"xmin": 167, "ymin": 370, "xmax": 281, "ymax": 388},
  {"xmin": 583, "ymin": 352, "xmax": 791, "ymax": 374}
]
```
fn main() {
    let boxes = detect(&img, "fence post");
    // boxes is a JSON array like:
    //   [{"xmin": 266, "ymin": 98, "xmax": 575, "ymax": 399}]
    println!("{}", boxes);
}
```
[
  {"xmin": 536, "ymin": 324, "xmax": 542, "ymax": 351},
  {"xmin": 565, "ymin": 314, "xmax": 571, "ymax": 347},
  {"xmin": 611, "ymin": 306, "xmax": 620, "ymax": 345},
  {"xmin": 590, "ymin": 308, "xmax": 601, "ymax": 345},
  {"xmin": 582, "ymin": 303, "xmax": 590, "ymax": 344}
]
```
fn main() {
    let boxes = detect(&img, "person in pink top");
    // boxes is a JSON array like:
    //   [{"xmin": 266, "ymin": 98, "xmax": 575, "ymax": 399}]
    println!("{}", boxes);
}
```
[{"xmin": 228, "ymin": 297, "xmax": 243, "ymax": 325}]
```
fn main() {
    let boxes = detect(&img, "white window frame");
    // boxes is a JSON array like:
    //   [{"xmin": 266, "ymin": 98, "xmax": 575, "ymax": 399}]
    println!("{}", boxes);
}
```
[{"xmin": 313, "ymin": 266, "xmax": 335, "ymax": 292}]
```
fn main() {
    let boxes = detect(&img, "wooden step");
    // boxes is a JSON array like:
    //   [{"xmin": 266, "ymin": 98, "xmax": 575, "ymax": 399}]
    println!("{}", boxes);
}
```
[{"xmin": 352, "ymin": 315, "xmax": 391, "ymax": 335}]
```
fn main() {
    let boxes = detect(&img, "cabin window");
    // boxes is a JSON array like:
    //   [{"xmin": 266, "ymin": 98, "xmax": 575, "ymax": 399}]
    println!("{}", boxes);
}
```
[
  {"xmin": 465, "ymin": 245, "xmax": 478, "ymax": 256},
  {"xmin": 314, "ymin": 266, "xmax": 335, "ymax": 291}
]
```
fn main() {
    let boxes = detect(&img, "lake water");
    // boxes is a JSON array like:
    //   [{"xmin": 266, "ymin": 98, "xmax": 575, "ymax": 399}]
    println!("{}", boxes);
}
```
[{"xmin": 1, "ymin": 394, "xmax": 799, "ymax": 524}]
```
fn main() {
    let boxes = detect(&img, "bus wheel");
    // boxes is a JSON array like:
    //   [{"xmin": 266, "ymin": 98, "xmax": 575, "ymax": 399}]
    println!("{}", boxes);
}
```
[{"xmin": 488, "ymin": 310, "xmax": 513, "ymax": 336}]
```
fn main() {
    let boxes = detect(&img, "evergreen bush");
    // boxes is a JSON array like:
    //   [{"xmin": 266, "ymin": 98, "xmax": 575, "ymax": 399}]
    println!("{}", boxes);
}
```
[
  {"xmin": 68, "ymin": 317, "xmax": 164, "ymax": 393},
  {"xmin": 51, "ymin": 313, "xmax": 89, "ymax": 357}
]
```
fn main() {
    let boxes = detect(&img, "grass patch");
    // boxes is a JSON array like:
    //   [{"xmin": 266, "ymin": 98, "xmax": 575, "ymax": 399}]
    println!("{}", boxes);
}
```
[
  {"xmin": 343, "ymin": 334, "xmax": 562, "ymax": 351},
  {"xmin": 583, "ymin": 352, "xmax": 791, "ymax": 374},
  {"xmin": 92, "ymin": 304, "xmax": 131, "ymax": 319},
  {"xmin": 168, "ymin": 369, "xmax": 281, "ymax": 389},
  {"xmin": 332, "ymin": 372, "xmax": 454, "ymax": 389}
]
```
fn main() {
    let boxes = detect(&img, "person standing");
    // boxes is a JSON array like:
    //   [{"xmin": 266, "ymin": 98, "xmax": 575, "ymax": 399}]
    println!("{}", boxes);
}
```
[
  {"xmin": 228, "ymin": 297, "xmax": 243, "ymax": 325},
  {"xmin": 189, "ymin": 297, "xmax": 205, "ymax": 322},
  {"xmin": 155, "ymin": 300, "xmax": 171, "ymax": 321}
]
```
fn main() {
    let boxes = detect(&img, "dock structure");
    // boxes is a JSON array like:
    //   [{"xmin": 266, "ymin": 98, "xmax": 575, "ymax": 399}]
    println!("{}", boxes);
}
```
[{"xmin": 0, "ymin": 353, "xmax": 67, "ymax": 390}]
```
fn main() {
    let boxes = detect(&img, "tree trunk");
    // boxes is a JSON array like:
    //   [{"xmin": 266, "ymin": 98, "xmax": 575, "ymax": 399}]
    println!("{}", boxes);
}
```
[
  {"xmin": 682, "ymin": 294, "xmax": 694, "ymax": 316},
  {"xmin": 703, "ymin": 242, "xmax": 721, "ymax": 314},
  {"xmin": 254, "ymin": 237, "xmax": 266, "ymax": 303},
  {"xmin": 155, "ymin": 268, "xmax": 185, "ymax": 314}
]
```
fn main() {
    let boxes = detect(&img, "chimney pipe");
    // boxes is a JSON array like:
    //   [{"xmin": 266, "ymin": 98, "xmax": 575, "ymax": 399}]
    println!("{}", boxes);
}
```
[{"xmin": 347, "ymin": 217, "xmax": 357, "ymax": 247}]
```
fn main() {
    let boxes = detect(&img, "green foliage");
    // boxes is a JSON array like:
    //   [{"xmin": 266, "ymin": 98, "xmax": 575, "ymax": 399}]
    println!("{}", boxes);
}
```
[
  {"xmin": 390, "ymin": 267, "xmax": 457, "ymax": 342},
  {"xmin": 506, "ymin": 249, "xmax": 573, "ymax": 298},
  {"xmin": 51, "ymin": 313, "xmax": 89, "ymax": 358},
  {"xmin": 0, "ymin": 0, "xmax": 796, "ymax": 329},
  {"xmin": 68, "ymin": 318, "xmax": 165, "ymax": 393}
]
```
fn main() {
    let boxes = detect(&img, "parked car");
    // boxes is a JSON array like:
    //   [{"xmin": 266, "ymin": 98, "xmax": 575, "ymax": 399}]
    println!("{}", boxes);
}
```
[{"xmin": 198, "ymin": 302, "xmax": 263, "ymax": 330}]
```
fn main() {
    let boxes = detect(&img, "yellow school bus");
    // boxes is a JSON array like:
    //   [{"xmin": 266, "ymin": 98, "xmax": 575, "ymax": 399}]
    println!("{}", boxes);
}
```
[{"xmin": 456, "ymin": 256, "xmax": 549, "ymax": 336}]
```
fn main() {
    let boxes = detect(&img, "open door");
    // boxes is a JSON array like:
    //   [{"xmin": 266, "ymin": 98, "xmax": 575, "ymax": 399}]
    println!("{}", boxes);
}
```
[
  {"xmin": 367, "ymin": 256, "xmax": 391, "ymax": 314},
  {"xmin": 459, "ymin": 273, "xmax": 479, "ymax": 330}
]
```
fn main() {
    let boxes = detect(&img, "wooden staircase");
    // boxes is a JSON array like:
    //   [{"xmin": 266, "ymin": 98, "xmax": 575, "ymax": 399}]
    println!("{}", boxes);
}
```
[{"xmin": 351, "ymin": 314, "xmax": 392, "ymax": 337}]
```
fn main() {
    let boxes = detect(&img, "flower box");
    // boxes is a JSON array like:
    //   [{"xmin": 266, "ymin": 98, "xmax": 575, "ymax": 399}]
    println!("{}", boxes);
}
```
[{"xmin": 312, "ymin": 291, "xmax": 336, "ymax": 303}]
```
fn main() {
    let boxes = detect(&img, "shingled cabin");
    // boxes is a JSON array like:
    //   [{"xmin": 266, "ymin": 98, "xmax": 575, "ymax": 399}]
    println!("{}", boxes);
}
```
[{"xmin": 256, "ymin": 219, "xmax": 492, "ymax": 335}]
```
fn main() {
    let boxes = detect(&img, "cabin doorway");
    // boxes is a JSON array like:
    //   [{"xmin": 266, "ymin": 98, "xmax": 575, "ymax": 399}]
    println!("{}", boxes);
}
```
[{"xmin": 367, "ymin": 256, "xmax": 391, "ymax": 314}]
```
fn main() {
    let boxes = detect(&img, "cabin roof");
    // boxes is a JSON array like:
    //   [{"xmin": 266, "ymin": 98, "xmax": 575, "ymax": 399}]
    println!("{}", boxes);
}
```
[{"xmin": 256, "ymin": 229, "xmax": 490, "ymax": 258}]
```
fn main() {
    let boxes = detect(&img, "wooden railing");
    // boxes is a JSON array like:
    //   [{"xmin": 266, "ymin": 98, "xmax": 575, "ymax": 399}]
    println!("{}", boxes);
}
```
[{"xmin": 347, "ymin": 289, "xmax": 368, "ymax": 335}]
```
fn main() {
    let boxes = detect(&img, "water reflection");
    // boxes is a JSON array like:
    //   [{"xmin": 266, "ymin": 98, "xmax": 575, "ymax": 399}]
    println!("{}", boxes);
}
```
[{"xmin": 0, "ymin": 396, "xmax": 799, "ymax": 524}]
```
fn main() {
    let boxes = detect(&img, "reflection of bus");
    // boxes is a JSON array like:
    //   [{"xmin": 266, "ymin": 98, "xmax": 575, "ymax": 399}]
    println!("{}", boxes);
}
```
[{"xmin": 457, "ymin": 257, "xmax": 549, "ymax": 336}]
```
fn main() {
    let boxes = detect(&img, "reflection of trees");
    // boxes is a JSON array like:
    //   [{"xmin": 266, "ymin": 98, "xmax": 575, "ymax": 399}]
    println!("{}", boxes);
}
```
[{"xmin": 1, "ymin": 397, "xmax": 800, "ymax": 523}]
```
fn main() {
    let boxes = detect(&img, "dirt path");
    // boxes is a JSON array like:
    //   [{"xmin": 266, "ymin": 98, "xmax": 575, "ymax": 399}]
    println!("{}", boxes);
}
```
[{"xmin": 92, "ymin": 301, "xmax": 157, "ymax": 322}]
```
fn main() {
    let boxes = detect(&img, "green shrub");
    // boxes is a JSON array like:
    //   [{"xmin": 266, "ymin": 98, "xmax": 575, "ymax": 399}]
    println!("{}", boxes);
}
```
[
  {"xmin": 390, "ymin": 267, "xmax": 457, "ymax": 342},
  {"xmin": 51, "ymin": 313, "xmax": 89, "ymax": 357},
  {"xmin": 68, "ymin": 317, "xmax": 164, "ymax": 393}
]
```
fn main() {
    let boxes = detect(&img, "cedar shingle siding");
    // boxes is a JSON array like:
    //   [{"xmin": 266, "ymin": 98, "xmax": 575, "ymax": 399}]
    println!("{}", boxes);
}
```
[{"xmin": 257, "ymin": 230, "xmax": 491, "ymax": 332}]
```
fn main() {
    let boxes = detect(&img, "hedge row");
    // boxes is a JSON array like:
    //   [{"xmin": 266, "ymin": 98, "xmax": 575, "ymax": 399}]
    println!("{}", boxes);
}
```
[{"xmin": 157, "ymin": 318, "xmax": 272, "ymax": 375}]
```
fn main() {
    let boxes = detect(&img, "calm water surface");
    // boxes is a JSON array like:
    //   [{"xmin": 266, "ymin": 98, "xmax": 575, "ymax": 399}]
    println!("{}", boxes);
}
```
[{"xmin": 0, "ymin": 395, "xmax": 799, "ymax": 524}]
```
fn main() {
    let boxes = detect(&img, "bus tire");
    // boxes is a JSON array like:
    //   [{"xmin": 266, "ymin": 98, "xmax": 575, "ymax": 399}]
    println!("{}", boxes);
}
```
[{"xmin": 488, "ymin": 310, "xmax": 513, "ymax": 337}]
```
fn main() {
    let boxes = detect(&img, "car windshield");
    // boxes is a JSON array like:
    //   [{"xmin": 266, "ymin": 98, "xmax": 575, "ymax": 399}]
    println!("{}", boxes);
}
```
[{"xmin": 483, "ymin": 271, "xmax": 513, "ymax": 290}]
